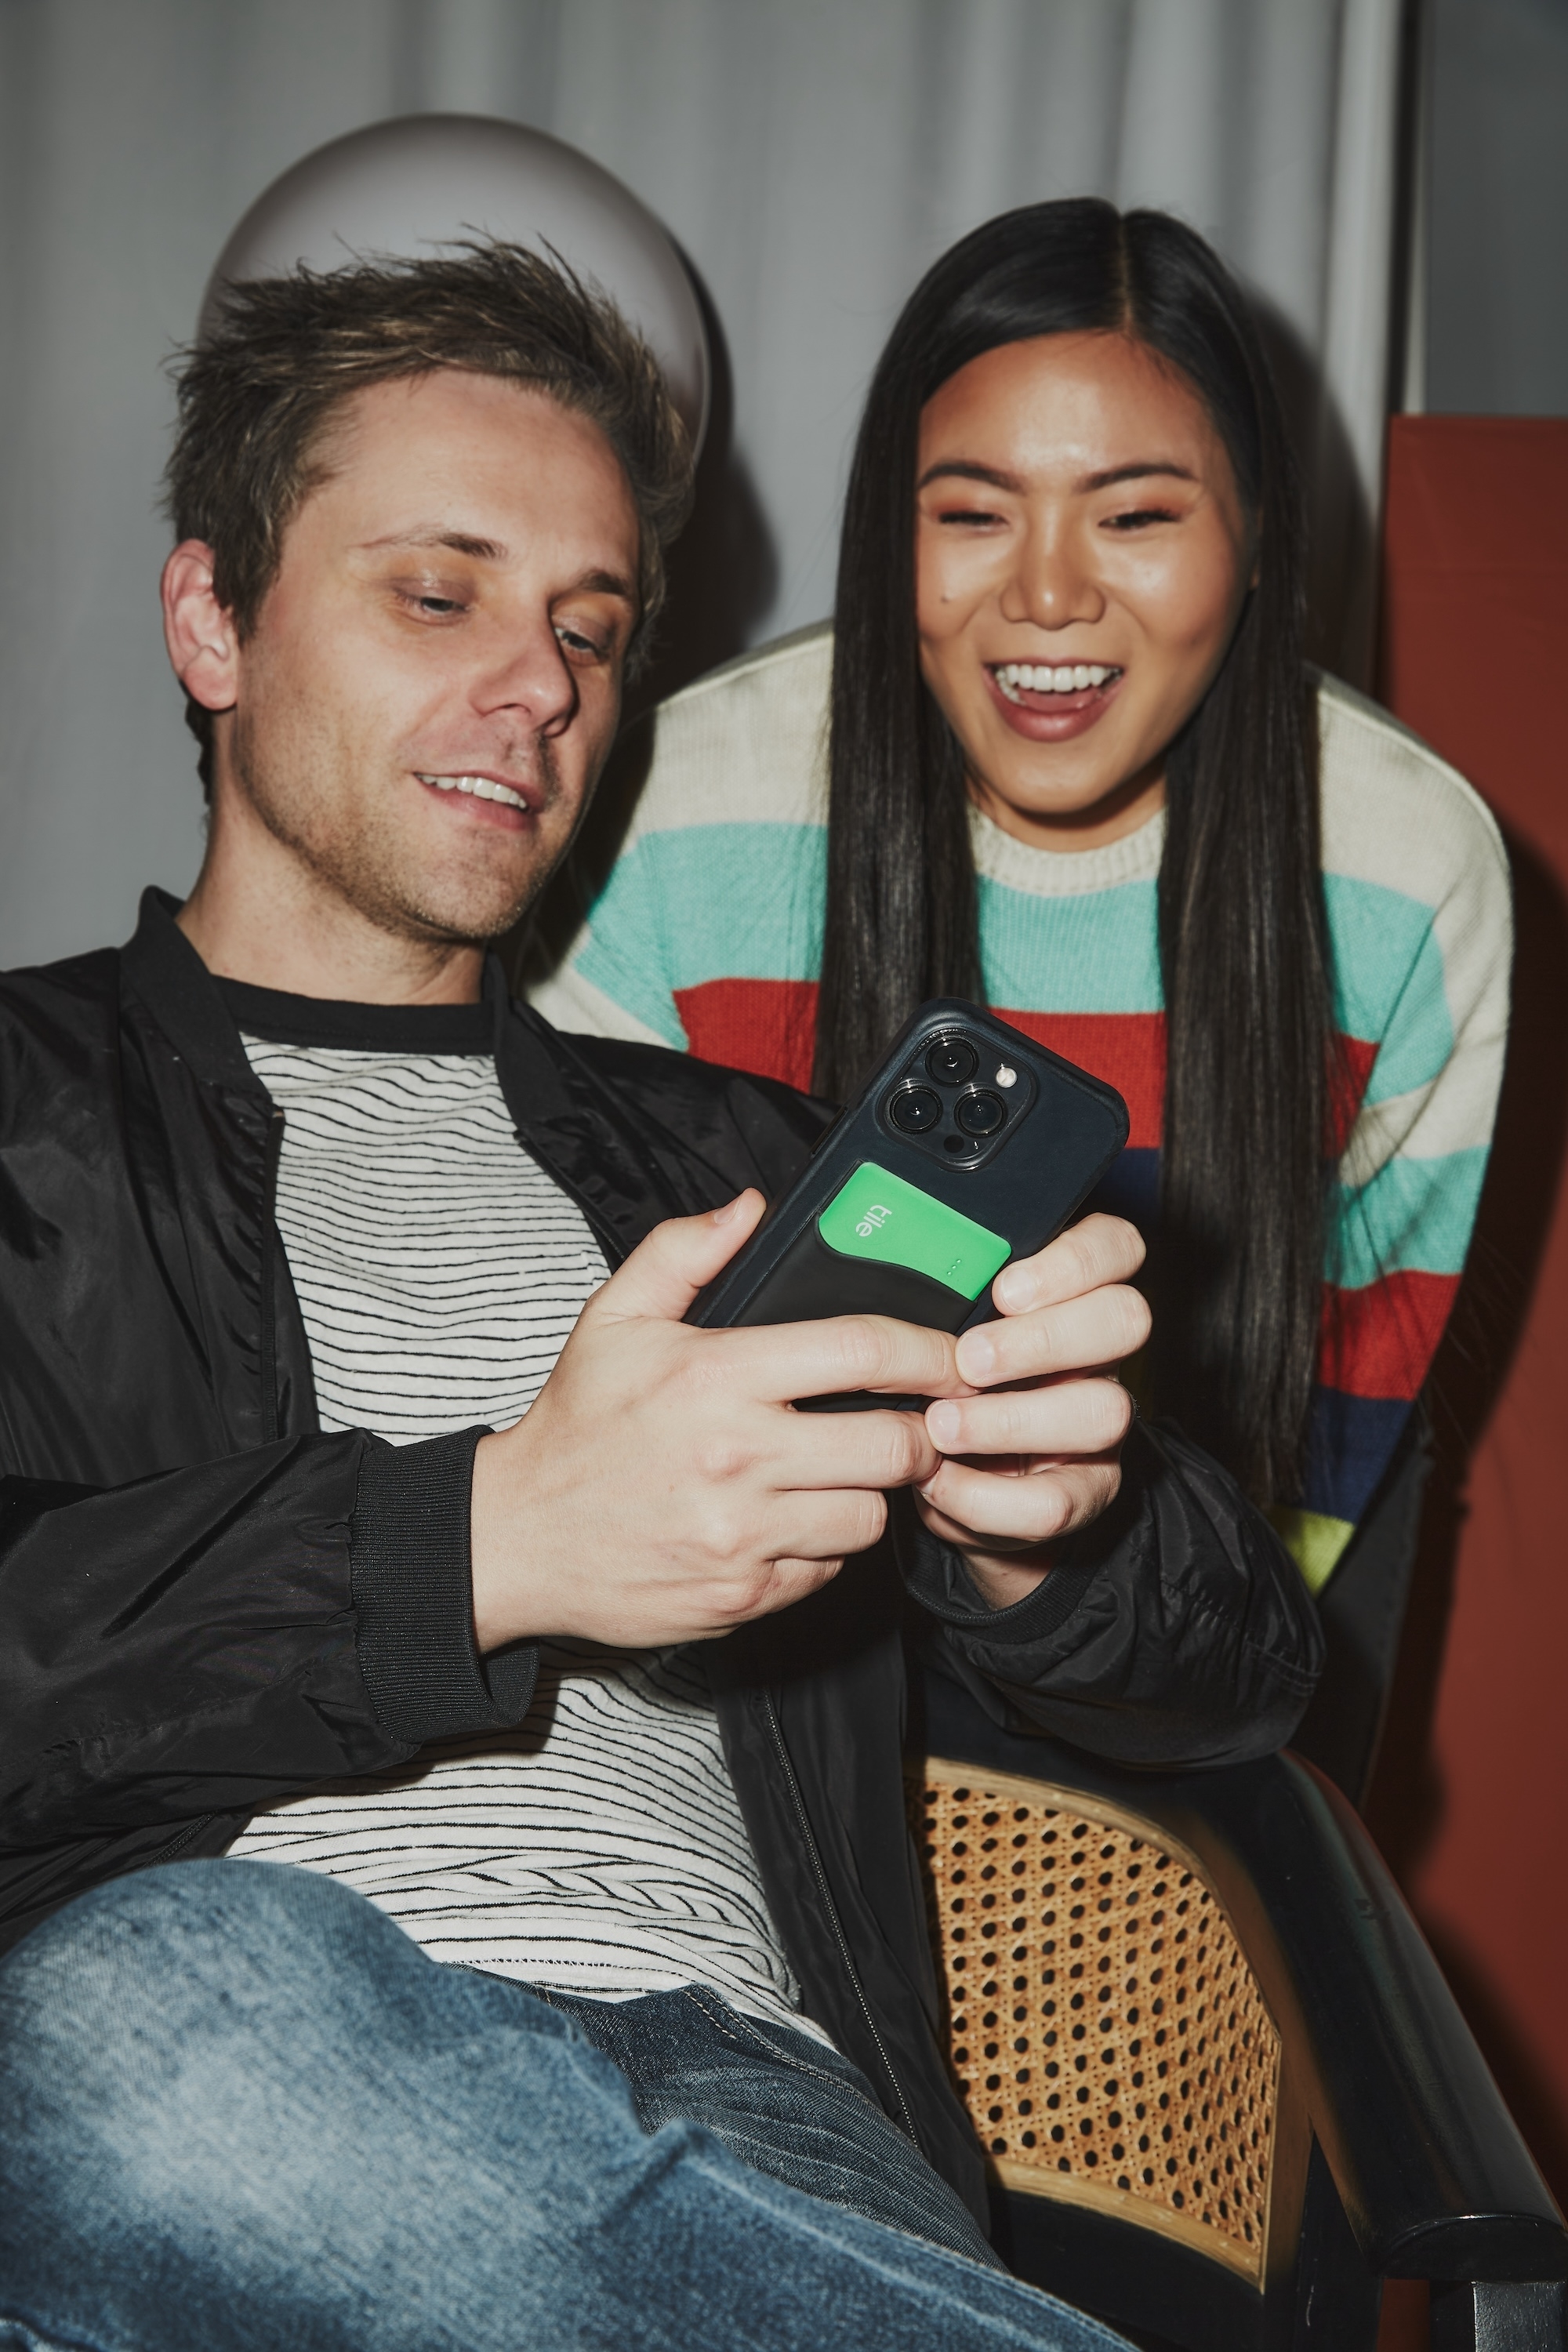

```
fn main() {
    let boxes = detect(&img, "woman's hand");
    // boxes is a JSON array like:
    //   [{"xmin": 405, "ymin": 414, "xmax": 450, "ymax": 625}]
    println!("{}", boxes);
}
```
[{"xmin": 917, "ymin": 1213, "xmax": 1151, "ymax": 1610}]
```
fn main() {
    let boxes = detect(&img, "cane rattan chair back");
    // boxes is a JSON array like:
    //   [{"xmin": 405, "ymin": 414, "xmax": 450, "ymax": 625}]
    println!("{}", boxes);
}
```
[
  {"xmin": 906, "ymin": 1686, "xmax": 1568, "ymax": 2352},
  {"xmin": 909, "ymin": 1759, "xmax": 1282, "ymax": 2286}
]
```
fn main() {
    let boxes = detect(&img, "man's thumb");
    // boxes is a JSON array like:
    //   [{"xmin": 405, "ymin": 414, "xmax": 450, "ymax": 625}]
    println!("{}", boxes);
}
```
[{"xmin": 592, "ymin": 1191, "xmax": 768, "ymax": 1325}]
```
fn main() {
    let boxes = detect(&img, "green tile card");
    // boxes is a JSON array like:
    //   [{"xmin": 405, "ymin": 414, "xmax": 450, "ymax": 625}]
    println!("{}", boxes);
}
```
[{"xmin": 816, "ymin": 1163, "xmax": 1011, "ymax": 1301}]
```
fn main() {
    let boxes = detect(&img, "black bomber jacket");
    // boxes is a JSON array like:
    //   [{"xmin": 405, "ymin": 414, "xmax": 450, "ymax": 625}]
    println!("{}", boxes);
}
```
[{"xmin": 0, "ymin": 888, "xmax": 1323, "ymax": 2225}]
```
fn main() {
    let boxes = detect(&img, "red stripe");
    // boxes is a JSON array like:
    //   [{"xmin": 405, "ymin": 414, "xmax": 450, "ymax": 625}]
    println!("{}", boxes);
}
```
[
  {"xmin": 993, "ymin": 1011, "xmax": 1167, "ymax": 1149},
  {"xmin": 670, "ymin": 985, "xmax": 1384, "ymax": 1179},
  {"xmin": 674, "ymin": 978, "xmax": 819, "ymax": 1089},
  {"xmin": 1330, "ymin": 1036, "xmax": 1379, "ymax": 1160},
  {"xmin": 1319, "ymin": 1269, "xmax": 1460, "ymax": 1401},
  {"xmin": 673, "ymin": 996, "xmax": 1171, "ymax": 1135}
]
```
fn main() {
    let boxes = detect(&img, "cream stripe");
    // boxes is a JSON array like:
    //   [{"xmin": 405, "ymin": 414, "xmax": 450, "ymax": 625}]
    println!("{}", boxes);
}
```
[{"xmin": 529, "ymin": 962, "xmax": 675, "ymax": 1048}]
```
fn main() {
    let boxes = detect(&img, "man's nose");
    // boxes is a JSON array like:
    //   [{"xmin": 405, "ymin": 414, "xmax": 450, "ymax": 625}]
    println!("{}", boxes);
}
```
[
  {"xmin": 1000, "ymin": 520, "xmax": 1105, "ymax": 630},
  {"xmin": 472, "ymin": 623, "xmax": 579, "ymax": 736}
]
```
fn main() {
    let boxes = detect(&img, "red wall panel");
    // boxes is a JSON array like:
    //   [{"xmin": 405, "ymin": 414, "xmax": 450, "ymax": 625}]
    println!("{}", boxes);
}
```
[{"xmin": 1372, "ymin": 416, "xmax": 1568, "ymax": 2196}]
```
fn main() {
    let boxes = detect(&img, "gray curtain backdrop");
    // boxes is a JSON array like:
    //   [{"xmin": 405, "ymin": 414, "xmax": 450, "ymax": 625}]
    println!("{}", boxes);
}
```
[
  {"xmin": 0, "ymin": 0, "xmax": 1407, "ymax": 970},
  {"xmin": 1428, "ymin": 0, "xmax": 1568, "ymax": 416}
]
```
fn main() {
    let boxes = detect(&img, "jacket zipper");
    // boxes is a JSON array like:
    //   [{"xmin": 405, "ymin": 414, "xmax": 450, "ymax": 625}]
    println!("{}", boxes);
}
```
[
  {"xmin": 761, "ymin": 1690, "xmax": 921, "ymax": 2147},
  {"xmin": 494, "ymin": 1057, "xmax": 918, "ymax": 2133},
  {"xmin": 259, "ymin": 1108, "xmax": 285, "ymax": 1444},
  {"xmin": 155, "ymin": 1813, "xmax": 214, "ymax": 1866}
]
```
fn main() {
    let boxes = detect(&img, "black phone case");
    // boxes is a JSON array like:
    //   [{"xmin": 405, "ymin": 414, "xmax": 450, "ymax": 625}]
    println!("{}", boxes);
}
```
[{"xmin": 689, "ymin": 1000, "xmax": 1129, "ymax": 1380}]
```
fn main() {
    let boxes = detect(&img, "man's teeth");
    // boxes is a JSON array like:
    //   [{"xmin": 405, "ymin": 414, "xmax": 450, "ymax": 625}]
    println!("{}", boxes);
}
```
[
  {"xmin": 993, "ymin": 662, "xmax": 1116, "ymax": 704},
  {"xmin": 418, "ymin": 774, "xmax": 529, "ymax": 810}
]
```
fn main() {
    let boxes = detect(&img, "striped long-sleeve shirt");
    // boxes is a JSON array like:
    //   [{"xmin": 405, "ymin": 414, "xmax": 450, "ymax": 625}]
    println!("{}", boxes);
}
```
[
  {"xmin": 223, "ymin": 988, "xmax": 829, "ymax": 2042},
  {"xmin": 532, "ymin": 624, "xmax": 1512, "ymax": 1593}
]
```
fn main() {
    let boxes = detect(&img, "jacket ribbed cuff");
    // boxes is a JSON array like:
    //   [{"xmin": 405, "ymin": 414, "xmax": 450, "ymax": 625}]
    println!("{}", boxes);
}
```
[
  {"xmin": 895, "ymin": 1493, "xmax": 1105, "ymax": 1646},
  {"xmin": 350, "ymin": 1428, "xmax": 537, "ymax": 1744}
]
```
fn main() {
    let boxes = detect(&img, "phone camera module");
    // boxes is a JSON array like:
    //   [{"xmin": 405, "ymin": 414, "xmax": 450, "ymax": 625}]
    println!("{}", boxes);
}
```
[
  {"xmin": 926, "ymin": 1036, "xmax": 978, "ymax": 1087},
  {"xmin": 955, "ymin": 1089, "xmax": 1006, "ymax": 1138},
  {"xmin": 889, "ymin": 1084, "xmax": 942, "ymax": 1134}
]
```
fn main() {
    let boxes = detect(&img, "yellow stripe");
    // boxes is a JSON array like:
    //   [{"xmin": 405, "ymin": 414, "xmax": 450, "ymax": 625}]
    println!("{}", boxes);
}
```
[{"xmin": 1269, "ymin": 1507, "xmax": 1356, "ymax": 1595}]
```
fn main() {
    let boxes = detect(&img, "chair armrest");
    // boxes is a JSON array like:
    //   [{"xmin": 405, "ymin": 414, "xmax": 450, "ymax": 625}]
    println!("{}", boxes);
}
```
[
  {"xmin": 1151, "ymin": 1751, "xmax": 1567, "ymax": 2281},
  {"xmin": 919, "ymin": 1671, "xmax": 1567, "ymax": 2283}
]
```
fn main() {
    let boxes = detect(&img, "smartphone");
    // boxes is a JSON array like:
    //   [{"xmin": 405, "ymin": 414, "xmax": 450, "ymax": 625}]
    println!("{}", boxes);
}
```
[{"xmin": 689, "ymin": 999, "xmax": 1128, "ymax": 1399}]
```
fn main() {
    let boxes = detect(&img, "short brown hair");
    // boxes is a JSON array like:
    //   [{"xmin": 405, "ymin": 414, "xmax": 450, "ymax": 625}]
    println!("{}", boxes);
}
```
[{"xmin": 165, "ymin": 241, "xmax": 694, "ymax": 786}]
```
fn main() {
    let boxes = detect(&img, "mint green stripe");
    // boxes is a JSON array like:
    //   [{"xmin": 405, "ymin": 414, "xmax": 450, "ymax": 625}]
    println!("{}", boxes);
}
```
[
  {"xmin": 1327, "ymin": 1148, "xmax": 1490, "ymax": 1287},
  {"xmin": 1324, "ymin": 875, "xmax": 1452, "ymax": 1094},
  {"xmin": 575, "ymin": 823, "xmax": 826, "ymax": 1040},
  {"xmin": 592, "ymin": 824, "xmax": 826, "ymax": 989},
  {"xmin": 571, "ymin": 819, "xmax": 1463, "ymax": 1109},
  {"xmin": 572, "ymin": 843, "xmax": 688, "ymax": 1047},
  {"xmin": 978, "ymin": 875, "xmax": 1163, "ymax": 1013}
]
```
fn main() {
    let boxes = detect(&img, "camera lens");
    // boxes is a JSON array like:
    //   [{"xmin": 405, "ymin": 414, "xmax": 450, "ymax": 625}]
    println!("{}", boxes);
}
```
[
  {"xmin": 955, "ymin": 1089, "xmax": 1006, "ymax": 1137},
  {"xmin": 926, "ymin": 1036, "xmax": 978, "ymax": 1086},
  {"xmin": 889, "ymin": 1085, "xmax": 942, "ymax": 1134}
]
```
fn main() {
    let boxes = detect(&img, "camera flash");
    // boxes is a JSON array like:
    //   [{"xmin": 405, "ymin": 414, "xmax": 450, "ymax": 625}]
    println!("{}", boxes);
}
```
[{"xmin": 994, "ymin": 1064, "xmax": 1018, "ymax": 1088}]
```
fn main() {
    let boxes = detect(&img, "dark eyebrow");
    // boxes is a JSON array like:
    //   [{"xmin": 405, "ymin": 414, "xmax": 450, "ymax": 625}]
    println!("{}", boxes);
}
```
[
  {"xmin": 575, "ymin": 568, "xmax": 639, "ymax": 605},
  {"xmin": 916, "ymin": 457, "xmax": 1199, "ymax": 496},
  {"xmin": 356, "ymin": 532, "xmax": 637, "ymax": 606},
  {"xmin": 916, "ymin": 460, "xmax": 1025, "ymax": 495},
  {"xmin": 358, "ymin": 528, "xmax": 509, "ymax": 560},
  {"xmin": 1079, "ymin": 460, "xmax": 1197, "ymax": 492}
]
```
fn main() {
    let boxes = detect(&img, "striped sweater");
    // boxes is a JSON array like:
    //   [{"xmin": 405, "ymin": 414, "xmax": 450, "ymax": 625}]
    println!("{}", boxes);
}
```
[{"xmin": 532, "ymin": 624, "xmax": 1512, "ymax": 1592}]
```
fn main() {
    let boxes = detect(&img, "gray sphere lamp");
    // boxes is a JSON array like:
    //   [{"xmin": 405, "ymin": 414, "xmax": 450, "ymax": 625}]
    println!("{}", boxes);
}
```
[{"xmin": 201, "ymin": 114, "xmax": 710, "ymax": 456}]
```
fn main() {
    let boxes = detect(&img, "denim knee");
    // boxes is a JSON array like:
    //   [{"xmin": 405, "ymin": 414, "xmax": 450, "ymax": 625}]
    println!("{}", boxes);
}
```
[
  {"xmin": 6, "ymin": 1858, "xmax": 470, "ymax": 2078},
  {"xmin": 0, "ymin": 1867, "xmax": 1128, "ymax": 2352},
  {"xmin": 0, "ymin": 1859, "xmax": 650, "ymax": 2328}
]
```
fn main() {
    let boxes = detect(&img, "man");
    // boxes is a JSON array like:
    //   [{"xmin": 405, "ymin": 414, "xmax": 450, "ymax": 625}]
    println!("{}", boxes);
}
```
[{"xmin": 0, "ymin": 245, "xmax": 1319, "ymax": 2351}]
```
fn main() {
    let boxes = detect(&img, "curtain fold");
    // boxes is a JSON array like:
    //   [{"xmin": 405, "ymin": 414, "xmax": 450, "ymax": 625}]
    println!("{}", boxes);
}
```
[{"xmin": 0, "ymin": 0, "xmax": 1406, "ymax": 968}]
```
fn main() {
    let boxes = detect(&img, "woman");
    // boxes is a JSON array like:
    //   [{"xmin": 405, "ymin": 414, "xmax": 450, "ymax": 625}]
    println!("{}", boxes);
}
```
[{"xmin": 531, "ymin": 200, "xmax": 1511, "ymax": 1591}]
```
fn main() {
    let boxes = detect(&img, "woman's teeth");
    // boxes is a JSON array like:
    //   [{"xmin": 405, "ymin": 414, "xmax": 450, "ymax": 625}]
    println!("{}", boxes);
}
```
[
  {"xmin": 993, "ymin": 662, "xmax": 1117, "ymax": 704},
  {"xmin": 418, "ymin": 773, "xmax": 528, "ymax": 810}
]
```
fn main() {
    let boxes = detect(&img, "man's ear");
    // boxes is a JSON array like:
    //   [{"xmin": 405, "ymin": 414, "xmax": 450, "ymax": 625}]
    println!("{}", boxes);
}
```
[{"xmin": 162, "ymin": 541, "xmax": 239, "ymax": 713}]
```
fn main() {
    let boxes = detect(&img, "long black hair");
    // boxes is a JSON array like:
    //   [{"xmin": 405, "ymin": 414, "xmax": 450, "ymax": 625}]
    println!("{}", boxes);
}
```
[{"xmin": 815, "ymin": 199, "xmax": 1331, "ymax": 1504}]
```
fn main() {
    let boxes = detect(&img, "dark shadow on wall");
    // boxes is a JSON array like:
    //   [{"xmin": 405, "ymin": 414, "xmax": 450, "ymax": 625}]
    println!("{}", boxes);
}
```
[
  {"xmin": 629, "ymin": 260, "xmax": 778, "ymax": 719},
  {"xmin": 1250, "ymin": 0, "xmax": 1424, "ymax": 692},
  {"xmin": 1420, "ymin": 1918, "xmax": 1568, "ymax": 2211},
  {"xmin": 1364, "ymin": 828, "xmax": 1568, "ymax": 2198},
  {"xmin": 1247, "ymin": 292, "xmax": 1378, "ymax": 688},
  {"xmin": 508, "ymin": 259, "xmax": 779, "ymax": 995},
  {"xmin": 1367, "ymin": 831, "xmax": 1568, "ymax": 1867}
]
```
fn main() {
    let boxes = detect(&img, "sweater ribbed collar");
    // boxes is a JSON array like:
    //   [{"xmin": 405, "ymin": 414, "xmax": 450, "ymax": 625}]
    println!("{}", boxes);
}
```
[{"xmin": 967, "ymin": 800, "xmax": 1166, "ymax": 897}]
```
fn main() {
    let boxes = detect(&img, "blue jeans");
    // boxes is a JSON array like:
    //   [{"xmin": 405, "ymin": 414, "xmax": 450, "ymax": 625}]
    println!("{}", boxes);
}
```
[{"xmin": 0, "ymin": 1860, "xmax": 1131, "ymax": 2352}]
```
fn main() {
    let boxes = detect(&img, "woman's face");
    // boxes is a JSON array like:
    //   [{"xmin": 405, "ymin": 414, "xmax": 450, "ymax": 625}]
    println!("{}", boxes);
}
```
[{"xmin": 914, "ymin": 331, "xmax": 1255, "ymax": 850}]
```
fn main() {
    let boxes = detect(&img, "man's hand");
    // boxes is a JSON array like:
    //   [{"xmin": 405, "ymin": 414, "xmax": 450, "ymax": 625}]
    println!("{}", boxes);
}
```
[
  {"xmin": 916, "ymin": 1214, "xmax": 1150, "ymax": 1610},
  {"xmin": 470, "ymin": 1191, "xmax": 960, "ymax": 1651}
]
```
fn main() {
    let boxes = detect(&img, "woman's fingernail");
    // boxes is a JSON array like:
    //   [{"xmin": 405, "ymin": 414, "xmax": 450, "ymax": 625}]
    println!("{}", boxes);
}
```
[
  {"xmin": 713, "ymin": 1194, "xmax": 746, "ymax": 1225},
  {"xmin": 956, "ymin": 1328, "xmax": 996, "ymax": 1381},
  {"xmin": 927, "ymin": 1401, "xmax": 962, "ymax": 1449},
  {"xmin": 994, "ymin": 1264, "xmax": 1034, "ymax": 1311}
]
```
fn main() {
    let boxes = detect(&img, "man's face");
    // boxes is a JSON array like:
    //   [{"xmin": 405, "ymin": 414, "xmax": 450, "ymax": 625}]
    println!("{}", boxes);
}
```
[{"xmin": 217, "ymin": 370, "xmax": 642, "ymax": 946}]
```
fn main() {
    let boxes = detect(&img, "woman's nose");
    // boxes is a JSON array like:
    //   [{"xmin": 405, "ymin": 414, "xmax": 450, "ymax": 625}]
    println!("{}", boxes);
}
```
[{"xmin": 1000, "ymin": 522, "xmax": 1104, "ymax": 629}]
